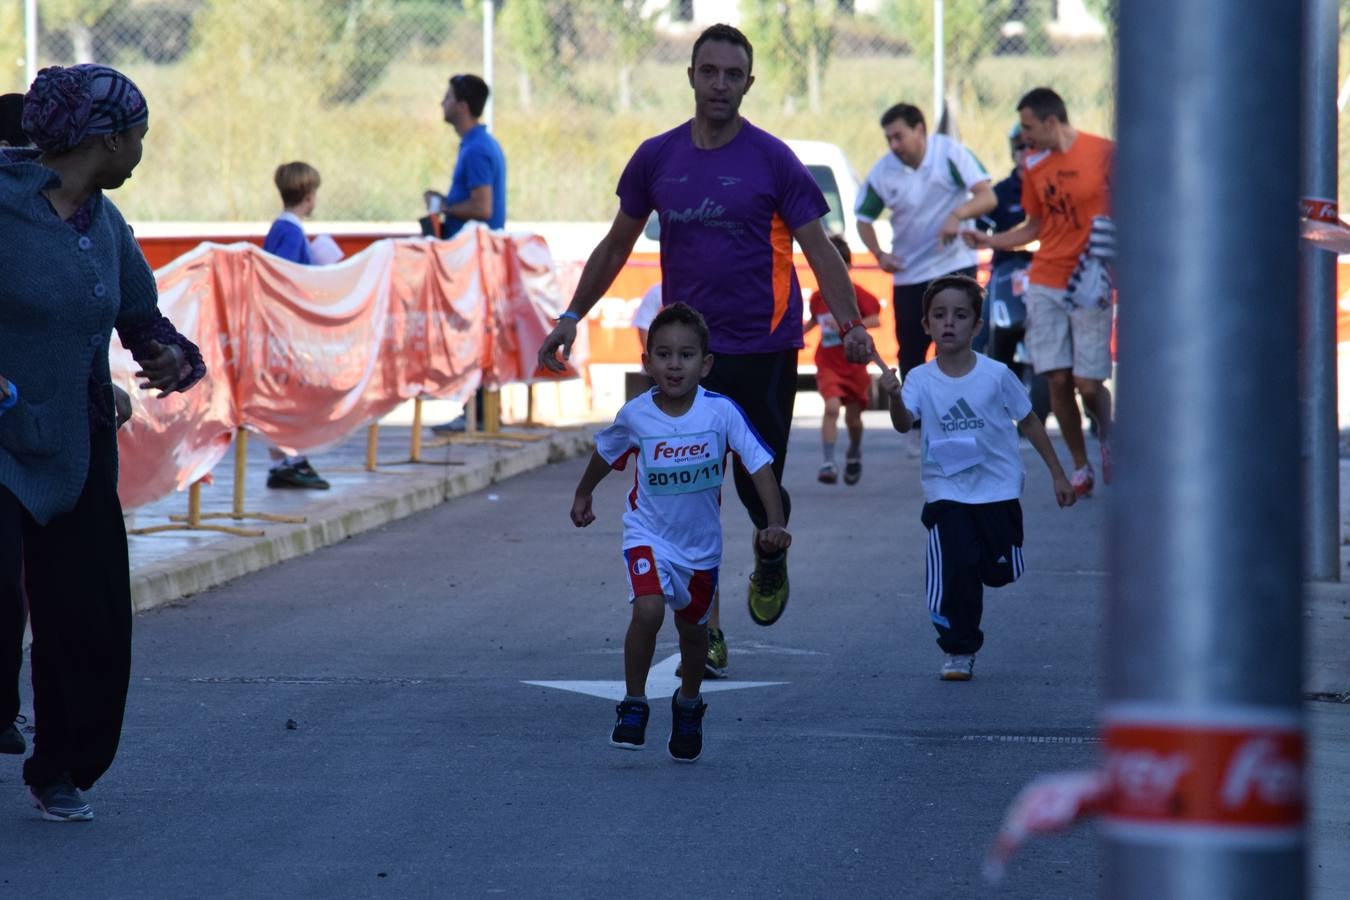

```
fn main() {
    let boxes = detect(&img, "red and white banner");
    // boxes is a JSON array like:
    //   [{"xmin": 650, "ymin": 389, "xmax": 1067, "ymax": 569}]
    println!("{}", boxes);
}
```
[
  {"xmin": 1100, "ymin": 704, "xmax": 1304, "ymax": 844},
  {"xmin": 112, "ymin": 230, "xmax": 577, "ymax": 510},
  {"xmin": 986, "ymin": 703, "xmax": 1304, "ymax": 882}
]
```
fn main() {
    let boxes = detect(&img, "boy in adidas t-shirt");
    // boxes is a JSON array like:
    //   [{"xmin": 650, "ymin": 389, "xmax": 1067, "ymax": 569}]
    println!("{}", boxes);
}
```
[
  {"xmin": 879, "ymin": 275, "xmax": 1074, "ymax": 681},
  {"xmin": 571, "ymin": 303, "xmax": 789, "ymax": 761}
]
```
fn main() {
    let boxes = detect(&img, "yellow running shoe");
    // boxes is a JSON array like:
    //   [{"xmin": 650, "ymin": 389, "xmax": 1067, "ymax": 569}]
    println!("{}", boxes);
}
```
[
  {"xmin": 705, "ymin": 627, "xmax": 728, "ymax": 678},
  {"xmin": 676, "ymin": 626, "xmax": 729, "ymax": 679},
  {"xmin": 747, "ymin": 545, "xmax": 789, "ymax": 626}
]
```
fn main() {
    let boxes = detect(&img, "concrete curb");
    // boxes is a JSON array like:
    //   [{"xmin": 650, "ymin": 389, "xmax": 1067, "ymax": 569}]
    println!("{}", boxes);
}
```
[{"xmin": 128, "ymin": 428, "xmax": 594, "ymax": 613}]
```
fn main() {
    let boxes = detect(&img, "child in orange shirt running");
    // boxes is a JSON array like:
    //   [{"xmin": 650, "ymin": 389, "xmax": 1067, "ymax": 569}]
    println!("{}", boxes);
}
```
[{"xmin": 805, "ymin": 235, "xmax": 882, "ymax": 485}]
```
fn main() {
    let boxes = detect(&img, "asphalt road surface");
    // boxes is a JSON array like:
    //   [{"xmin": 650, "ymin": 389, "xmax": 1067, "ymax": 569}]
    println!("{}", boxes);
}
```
[{"xmin": 1, "ymin": 412, "xmax": 1106, "ymax": 898}]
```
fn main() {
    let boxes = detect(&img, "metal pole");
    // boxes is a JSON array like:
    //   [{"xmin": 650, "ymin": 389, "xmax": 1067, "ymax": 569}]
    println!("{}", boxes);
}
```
[
  {"xmin": 482, "ymin": 0, "xmax": 495, "ymax": 131},
  {"xmin": 1301, "ymin": 0, "xmax": 1340, "ymax": 581},
  {"xmin": 24, "ymin": 0, "xmax": 37, "ymax": 89},
  {"xmin": 932, "ymin": 0, "xmax": 944, "ymax": 125},
  {"xmin": 1109, "ymin": 0, "xmax": 1304, "ymax": 896}
]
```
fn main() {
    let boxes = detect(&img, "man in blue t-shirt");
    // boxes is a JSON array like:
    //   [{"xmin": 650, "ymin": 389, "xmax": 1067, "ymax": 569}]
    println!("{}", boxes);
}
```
[
  {"xmin": 423, "ymin": 73, "xmax": 507, "ymax": 239},
  {"xmin": 423, "ymin": 73, "xmax": 507, "ymax": 433}
]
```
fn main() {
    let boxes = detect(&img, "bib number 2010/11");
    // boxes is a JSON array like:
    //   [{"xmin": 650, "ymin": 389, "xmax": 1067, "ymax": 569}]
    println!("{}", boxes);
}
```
[{"xmin": 647, "ymin": 461, "xmax": 721, "ymax": 495}]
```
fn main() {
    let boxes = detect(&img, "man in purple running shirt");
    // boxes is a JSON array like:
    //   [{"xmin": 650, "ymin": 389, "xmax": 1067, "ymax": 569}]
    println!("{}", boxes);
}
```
[{"xmin": 539, "ymin": 24, "xmax": 876, "ymax": 678}]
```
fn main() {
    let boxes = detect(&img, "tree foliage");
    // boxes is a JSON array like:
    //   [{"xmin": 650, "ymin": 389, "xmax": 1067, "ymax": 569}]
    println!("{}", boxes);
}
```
[
  {"xmin": 880, "ymin": 0, "xmax": 1046, "ymax": 115},
  {"xmin": 188, "ymin": 0, "xmax": 411, "ymax": 106},
  {"xmin": 742, "ymin": 0, "xmax": 838, "ymax": 113},
  {"xmin": 40, "ymin": 0, "xmax": 128, "ymax": 62}
]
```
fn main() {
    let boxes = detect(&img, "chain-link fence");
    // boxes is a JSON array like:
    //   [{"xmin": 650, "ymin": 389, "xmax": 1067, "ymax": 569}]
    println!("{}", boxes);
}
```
[{"xmin": 4, "ymin": 0, "xmax": 1120, "ymax": 224}]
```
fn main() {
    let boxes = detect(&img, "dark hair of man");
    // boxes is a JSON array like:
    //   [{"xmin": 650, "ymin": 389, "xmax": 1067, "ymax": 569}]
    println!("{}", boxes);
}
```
[
  {"xmin": 922, "ymin": 274, "xmax": 984, "ymax": 320},
  {"xmin": 647, "ymin": 302, "xmax": 711, "ymax": 355},
  {"xmin": 0, "ymin": 93, "xmax": 27, "ymax": 146},
  {"xmin": 827, "ymin": 233, "xmax": 852, "ymax": 266},
  {"xmin": 690, "ymin": 23, "xmax": 754, "ymax": 75},
  {"xmin": 1017, "ymin": 87, "xmax": 1069, "ymax": 124},
  {"xmin": 451, "ymin": 73, "xmax": 491, "ymax": 118},
  {"xmin": 879, "ymin": 102, "xmax": 925, "ymax": 131}
]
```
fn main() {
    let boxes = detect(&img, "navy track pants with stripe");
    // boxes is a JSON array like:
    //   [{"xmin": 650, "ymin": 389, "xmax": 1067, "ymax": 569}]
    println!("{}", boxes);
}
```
[{"xmin": 921, "ymin": 499, "xmax": 1024, "ymax": 655}]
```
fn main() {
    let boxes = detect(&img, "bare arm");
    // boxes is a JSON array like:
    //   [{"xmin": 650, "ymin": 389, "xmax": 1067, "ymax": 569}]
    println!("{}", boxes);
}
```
[
  {"xmin": 856, "ymin": 219, "xmax": 901, "ymax": 273},
  {"xmin": 571, "ymin": 451, "xmax": 616, "ymax": 526},
  {"xmin": 966, "ymin": 215, "xmax": 1043, "ymax": 252},
  {"xmin": 1018, "ymin": 411, "xmax": 1076, "ymax": 508},
  {"xmin": 795, "ymin": 219, "xmax": 876, "ymax": 364},
  {"xmin": 443, "ymin": 185, "xmax": 494, "ymax": 223},
  {"xmin": 539, "ymin": 210, "xmax": 647, "ymax": 373},
  {"xmin": 939, "ymin": 181, "xmax": 998, "ymax": 243},
  {"xmin": 747, "ymin": 464, "xmax": 791, "ymax": 552}
]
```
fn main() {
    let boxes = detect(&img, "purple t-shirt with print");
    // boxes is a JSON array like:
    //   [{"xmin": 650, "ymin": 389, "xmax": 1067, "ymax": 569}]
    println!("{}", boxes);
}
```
[{"xmin": 616, "ymin": 120, "xmax": 828, "ymax": 354}]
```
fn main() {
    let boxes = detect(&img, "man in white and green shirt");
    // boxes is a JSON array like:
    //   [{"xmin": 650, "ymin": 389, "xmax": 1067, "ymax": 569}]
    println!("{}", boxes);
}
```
[{"xmin": 855, "ymin": 103, "xmax": 996, "ymax": 380}]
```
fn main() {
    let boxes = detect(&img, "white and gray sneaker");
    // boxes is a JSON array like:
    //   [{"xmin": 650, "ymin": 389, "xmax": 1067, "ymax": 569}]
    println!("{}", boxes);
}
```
[
  {"xmin": 29, "ymin": 774, "xmax": 93, "ymax": 822},
  {"xmin": 940, "ymin": 653, "xmax": 976, "ymax": 681}
]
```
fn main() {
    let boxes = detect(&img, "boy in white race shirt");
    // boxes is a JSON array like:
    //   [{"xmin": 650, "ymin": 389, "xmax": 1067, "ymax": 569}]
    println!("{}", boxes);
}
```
[
  {"xmin": 571, "ymin": 304, "xmax": 790, "ymax": 762},
  {"xmin": 879, "ymin": 275, "xmax": 1075, "ymax": 681}
]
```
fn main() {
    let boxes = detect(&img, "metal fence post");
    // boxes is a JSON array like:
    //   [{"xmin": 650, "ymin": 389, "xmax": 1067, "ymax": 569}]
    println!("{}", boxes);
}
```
[
  {"xmin": 24, "ymin": 0, "xmax": 37, "ymax": 89},
  {"xmin": 1108, "ymin": 0, "xmax": 1305, "ymax": 896},
  {"xmin": 483, "ymin": 0, "xmax": 495, "ymax": 131},
  {"xmin": 1301, "ymin": 0, "xmax": 1341, "ymax": 582},
  {"xmin": 932, "ymin": 0, "xmax": 944, "ymax": 125}
]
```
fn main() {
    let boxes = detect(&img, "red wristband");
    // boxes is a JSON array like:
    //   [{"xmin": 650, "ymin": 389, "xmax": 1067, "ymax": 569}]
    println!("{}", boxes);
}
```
[{"xmin": 839, "ymin": 318, "xmax": 865, "ymax": 335}]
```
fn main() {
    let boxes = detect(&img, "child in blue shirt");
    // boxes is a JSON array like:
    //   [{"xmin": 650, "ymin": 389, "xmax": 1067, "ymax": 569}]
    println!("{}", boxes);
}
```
[{"xmin": 261, "ymin": 161, "xmax": 329, "ymax": 489}]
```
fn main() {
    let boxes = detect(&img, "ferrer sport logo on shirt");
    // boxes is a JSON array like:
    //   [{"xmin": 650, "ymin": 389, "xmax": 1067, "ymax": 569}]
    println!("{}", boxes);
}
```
[{"xmin": 640, "ymin": 432, "xmax": 723, "ymax": 495}]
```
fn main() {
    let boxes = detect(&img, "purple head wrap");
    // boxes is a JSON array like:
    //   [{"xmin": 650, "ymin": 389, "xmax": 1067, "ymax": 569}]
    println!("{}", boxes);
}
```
[{"xmin": 21, "ymin": 64, "xmax": 148, "ymax": 155}]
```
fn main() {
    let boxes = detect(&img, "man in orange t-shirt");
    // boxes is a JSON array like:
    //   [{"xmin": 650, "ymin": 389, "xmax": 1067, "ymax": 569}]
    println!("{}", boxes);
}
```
[{"xmin": 966, "ymin": 87, "xmax": 1113, "ymax": 498}]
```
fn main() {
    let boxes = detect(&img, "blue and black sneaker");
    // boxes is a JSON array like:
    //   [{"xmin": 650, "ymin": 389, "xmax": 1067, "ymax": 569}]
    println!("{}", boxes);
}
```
[
  {"xmin": 667, "ymin": 690, "xmax": 707, "ymax": 763},
  {"xmin": 610, "ymin": 698, "xmax": 650, "ymax": 750}
]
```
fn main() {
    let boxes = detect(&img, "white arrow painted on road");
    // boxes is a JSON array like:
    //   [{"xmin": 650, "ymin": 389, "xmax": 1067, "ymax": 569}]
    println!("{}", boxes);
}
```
[{"xmin": 523, "ymin": 653, "xmax": 785, "ymax": 702}]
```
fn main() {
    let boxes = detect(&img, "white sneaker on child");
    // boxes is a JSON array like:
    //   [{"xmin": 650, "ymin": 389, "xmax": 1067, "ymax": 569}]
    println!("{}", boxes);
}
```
[{"xmin": 940, "ymin": 654, "xmax": 975, "ymax": 681}]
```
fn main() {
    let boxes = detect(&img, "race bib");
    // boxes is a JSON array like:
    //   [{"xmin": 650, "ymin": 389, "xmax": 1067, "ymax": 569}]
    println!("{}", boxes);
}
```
[
  {"xmin": 818, "ymin": 312, "xmax": 842, "ymax": 348},
  {"xmin": 927, "ymin": 435, "xmax": 983, "ymax": 476},
  {"xmin": 640, "ymin": 432, "xmax": 724, "ymax": 495}
]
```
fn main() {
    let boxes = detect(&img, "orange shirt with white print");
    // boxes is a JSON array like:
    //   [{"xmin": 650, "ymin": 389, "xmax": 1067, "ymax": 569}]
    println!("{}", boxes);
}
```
[{"xmin": 1021, "ymin": 132, "xmax": 1114, "ymax": 290}]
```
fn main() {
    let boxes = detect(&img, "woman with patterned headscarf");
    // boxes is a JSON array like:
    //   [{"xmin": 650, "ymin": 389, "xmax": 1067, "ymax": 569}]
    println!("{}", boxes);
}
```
[{"xmin": 0, "ymin": 64, "xmax": 206, "ymax": 822}]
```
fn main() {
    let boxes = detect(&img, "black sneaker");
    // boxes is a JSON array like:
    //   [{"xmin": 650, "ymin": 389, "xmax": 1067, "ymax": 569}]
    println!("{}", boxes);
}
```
[
  {"xmin": 267, "ymin": 462, "xmax": 330, "ymax": 490},
  {"xmin": 668, "ymin": 690, "xmax": 707, "ymax": 763},
  {"xmin": 0, "ymin": 715, "xmax": 25, "ymax": 754},
  {"xmin": 609, "ymin": 698, "xmax": 650, "ymax": 750},
  {"xmin": 29, "ymin": 774, "xmax": 93, "ymax": 822}
]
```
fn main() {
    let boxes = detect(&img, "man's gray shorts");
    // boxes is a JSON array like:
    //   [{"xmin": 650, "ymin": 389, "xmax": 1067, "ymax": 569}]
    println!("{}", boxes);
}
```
[{"xmin": 1023, "ymin": 283, "xmax": 1113, "ymax": 379}]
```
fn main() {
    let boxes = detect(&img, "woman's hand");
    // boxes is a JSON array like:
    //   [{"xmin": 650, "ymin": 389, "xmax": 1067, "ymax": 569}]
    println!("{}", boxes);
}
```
[
  {"xmin": 112, "ymin": 385, "xmax": 133, "ymax": 429},
  {"xmin": 135, "ymin": 340, "xmax": 187, "ymax": 397}
]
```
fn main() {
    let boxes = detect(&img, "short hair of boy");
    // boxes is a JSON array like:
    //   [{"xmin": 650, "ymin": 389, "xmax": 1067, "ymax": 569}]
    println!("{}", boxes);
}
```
[
  {"xmin": 922, "ymin": 274, "xmax": 984, "ymax": 321},
  {"xmin": 1017, "ymin": 87, "xmax": 1069, "ymax": 124},
  {"xmin": 880, "ymin": 102, "xmax": 925, "ymax": 131},
  {"xmin": 827, "ymin": 233, "xmax": 852, "ymax": 266},
  {"xmin": 691, "ymin": 23, "xmax": 754, "ymax": 74},
  {"xmin": 275, "ymin": 161, "xmax": 321, "ymax": 208},
  {"xmin": 0, "ymin": 93, "xmax": 27, "ymax": 146},
  {"xmin": 450, "ymin": 74, "xmax": 490, "ymax": 118},
  {"xmin": 647, "ymin": 302, "xmax": 710, "ymax": 355}
]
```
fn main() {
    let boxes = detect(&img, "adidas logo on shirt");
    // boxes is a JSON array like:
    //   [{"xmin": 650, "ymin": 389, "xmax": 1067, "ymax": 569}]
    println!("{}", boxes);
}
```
[{"xmin": 939, "ymin": 399, "xmax": 985, "ymax": 433}]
